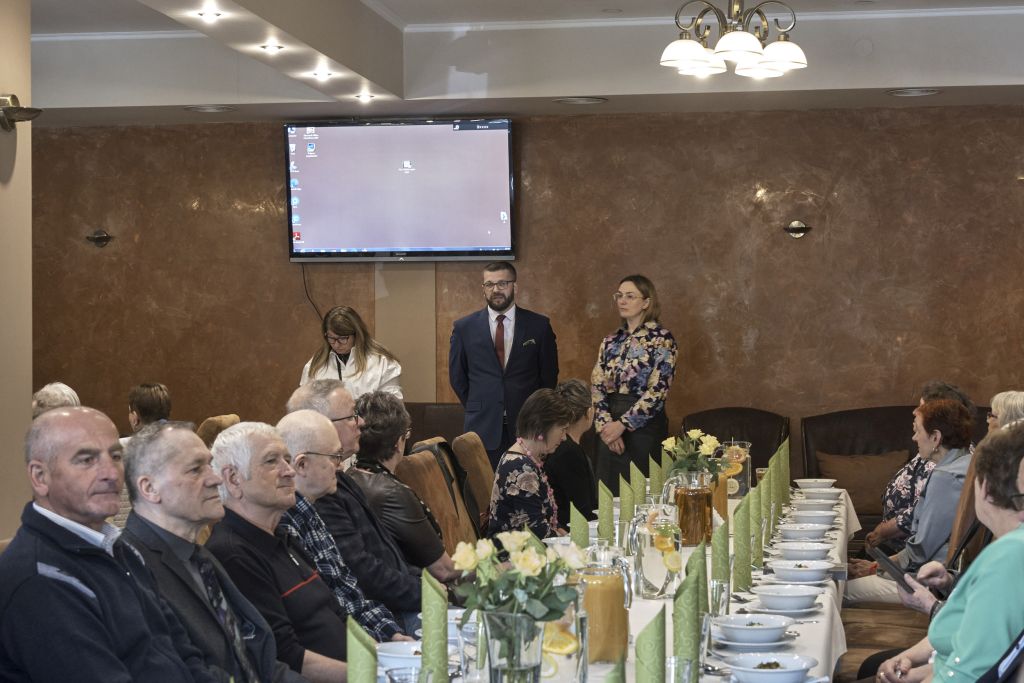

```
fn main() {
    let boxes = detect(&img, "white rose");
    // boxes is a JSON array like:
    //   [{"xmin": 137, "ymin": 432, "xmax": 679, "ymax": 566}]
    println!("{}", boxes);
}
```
[
  {"xmin": 496, "ymin": 530, "xmax": 531, "ymax": 553},
  {"xmin": 475, "ymin": 538, "xmax": 496, "ymax": 561},
  {"xmin": 510, "ymin": 547, "xmax": 545, "ymax": 577},
  {"xmin": 552, "ymin": 543, "xmax": 587, "ymax": 570},
  {"xmin": 452, "ymin": 542, "xmax": 479, "ymax": 572}
]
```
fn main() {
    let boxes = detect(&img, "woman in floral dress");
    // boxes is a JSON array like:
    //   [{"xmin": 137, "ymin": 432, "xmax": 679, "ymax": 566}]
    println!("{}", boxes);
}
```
[
  {"xmin": 488, "ymin": 389, "xmax": 574, "ymax": 540},
  {"xmin": 591, "ymin": 275, "xmax": 678, "ymax": 494}
]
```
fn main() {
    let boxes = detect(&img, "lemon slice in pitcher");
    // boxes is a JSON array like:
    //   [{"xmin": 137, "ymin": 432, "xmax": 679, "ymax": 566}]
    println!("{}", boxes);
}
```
[
  {"xmin": 663, "ymin": 550, "xmax": 683, "ymax": 573},
  {"xmin": 541, "ymin": 653, "xmax": 558, "ymax": 677},
  {"xmin": 542, "ymin": 623, "xmax": 579, "ymax": 655}
]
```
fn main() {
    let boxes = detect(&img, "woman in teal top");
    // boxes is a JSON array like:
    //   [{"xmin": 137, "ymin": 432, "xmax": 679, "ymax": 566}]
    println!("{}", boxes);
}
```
[{"xmin": 876, "ymin": 424, "xmax": 1024, "ymax": 682}]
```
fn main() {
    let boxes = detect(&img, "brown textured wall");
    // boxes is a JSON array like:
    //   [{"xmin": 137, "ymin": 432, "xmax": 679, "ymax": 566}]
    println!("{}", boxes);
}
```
[
  {"xmin": 34, "ymin": 108, "xmax": 1024, "ymax": 468},
  {"xmin": 33, "ymin": 123, "xmax": 373, "ymax": 434}
]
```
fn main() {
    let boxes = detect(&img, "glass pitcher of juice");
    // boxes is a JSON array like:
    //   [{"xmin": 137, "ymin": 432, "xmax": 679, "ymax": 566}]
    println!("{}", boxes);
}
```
[
  {"xmin": 661, "ymin": 471, "xmax": 713, "ymax": 546},
  {"xmin": 578, "ymin": 543, "xmax": 631, "ymax": 664}
]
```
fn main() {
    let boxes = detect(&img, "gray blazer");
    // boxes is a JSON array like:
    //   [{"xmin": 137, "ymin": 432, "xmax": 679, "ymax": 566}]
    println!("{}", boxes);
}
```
[
  {"xmin": 123, "ymin": 512, "xmax": 308, "ymax": 683},
  {"xmin": 898, "ymin": 447, "xmax": 973, "ymax": 572}
]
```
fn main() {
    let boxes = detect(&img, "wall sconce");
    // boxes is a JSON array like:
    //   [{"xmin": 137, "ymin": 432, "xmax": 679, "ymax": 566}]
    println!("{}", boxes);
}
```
[
  {"xmin": 0, "ymin": 94, "xmax": 42, "ymax": 132},
  {"xmin": 86, "ymin": 229, "xmax": 114, "ymax": 248},
  {"xmin": 784, "ymin": 220, "xmax": 812, "ymax": 238}
]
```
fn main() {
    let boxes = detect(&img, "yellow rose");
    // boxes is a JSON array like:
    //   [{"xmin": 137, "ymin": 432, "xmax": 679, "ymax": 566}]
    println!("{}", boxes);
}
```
[
  {"xmin": 496, "ymin": 530, "xmax": 531, "ymax": 553},
  {"xmin": 475, "ymin": 538, "xmax": 497, "ymax": 561},
  {"xmin": 686, "ymin": 429, "xmax": 704, "ymax": 440},
  {"xmin": 510, "ymin": 547, "xmax": 545, "ymax": 577},
  {"xmin": 452, "ymin": 541, "xmax": 479, "ymax": 572},
  {"xmin": 700, "ymin": 435, "xmax": 720, "ymax": 449},
  {"xmin": 662, "ymin": 436, "xmax": 678, "ymax": 450},
  {"xmin": 698, "ymin": 442, "xmax": 717, "ymax": 456}
]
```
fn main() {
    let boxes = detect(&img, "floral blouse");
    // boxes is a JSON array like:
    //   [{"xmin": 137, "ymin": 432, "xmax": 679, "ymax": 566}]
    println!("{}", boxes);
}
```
[
  {"xmin": 882, "ymin": 454, "xmax": 936, "ymax": 539},
  {"xmin": 488, "ymin": 450, "xmax": 559, "ymax": 539},
  {"xmin": 591, "ymin": 321, "xmax": 678, "ymax": 431}
]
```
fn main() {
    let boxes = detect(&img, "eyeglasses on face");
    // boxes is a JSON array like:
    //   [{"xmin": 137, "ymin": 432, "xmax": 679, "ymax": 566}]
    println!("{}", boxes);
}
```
[
  {"xmin": 302, "ymin": 450, "xmax": 346, "ymax": 466},
  {"xmin": 612, "ymin": 292, "xmax": 644, "ymax": 302},
  {"xmin": 330, "ymin": 411, "xmax": 360, "ymax": 424},
  {"xmin": 325, "ymin": 334, "xmax": 353, "ymax": 345},
  {"xmin": 988, "ymin": 412, "xmax": 999, "ymax": 421},
  {"xmin": 482, "ymin": 280, "xmax": 515, "ymax": 291}
]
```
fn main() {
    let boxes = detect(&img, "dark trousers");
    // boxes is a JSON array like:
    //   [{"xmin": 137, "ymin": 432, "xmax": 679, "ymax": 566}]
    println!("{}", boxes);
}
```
[
  {"xmin": 596, "ymin": 394, "xmax": 668, "ymax": 496},
  {"xmin": 486, "ymin": 419, "xmax": 514, "ymax": 469}
]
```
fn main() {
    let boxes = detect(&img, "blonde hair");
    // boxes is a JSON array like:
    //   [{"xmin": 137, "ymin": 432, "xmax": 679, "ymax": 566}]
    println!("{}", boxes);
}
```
[{"xmin": 308, "ymin": 306, "xmax": 397, "ymax": 378}]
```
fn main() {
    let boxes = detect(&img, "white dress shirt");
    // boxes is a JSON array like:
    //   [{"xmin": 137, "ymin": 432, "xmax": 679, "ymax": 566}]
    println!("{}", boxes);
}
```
[
  {"xmin": 33, "ymin": 502, "xmax": 121, "ymax": 555},
  {"xmin": 488, "ymin": 304, "xmax": 516, "ymax": 369}
]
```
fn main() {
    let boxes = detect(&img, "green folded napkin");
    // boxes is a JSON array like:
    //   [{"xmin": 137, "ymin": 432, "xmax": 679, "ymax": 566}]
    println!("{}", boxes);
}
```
[
  {"xmin": 763, "ymin": 462, "xmax": 776, "ymax": 536},
  {"xmin": 635, "ymin": 606, "xmax": 666, "ymax": 683},
  {"xmin": 605, "ymin": 656, "xmax": 627, "ymax": 683},
  {"xmin": 780, "ymin": 438, "xmax": 792, "ymax": 504},
  {"xmin": 685, "ymin": 541, "xmax": 708, "ymax": 615},
  {"xmin": 749, "ymin": 486, "xmax": 763, "ymax": 569},
  {"xmin": 649, "ymin": 457, "xmax": 663, "ymax": 502},
  {"xmin": 711, "ymin": 517, "xmax": 729, "ymax": 582},
  {"xmin": 630, "ymin": 461, "xmax": 647, "ymax": 503},
  {"xmin": 673, "ymin": 570, "xmax": 700, "ymax": 667},
  {"xmin": 421, "ymin": 570, "xmax": 448, "ymax": 681},
  {"xmin": 773, "ymin": 456, "xmax": 786, "ymax": 526},
  {"xmin": 619, "ymin": 476, "xmax": 635, "ymax": 549},
  {"xmin": 733, "ymin": 497, "xmax": 752, "ymax": 590},
  {"xmin": 598, "ymin": 481, "xmax": 615, "ymax": 542},
  {"xmin": 346, "ymin": 616, "xmax": 378, "ymax": 682},
  {"xmin": 570, "ymin": 503, "xmax": 590, "ymax": 549}
]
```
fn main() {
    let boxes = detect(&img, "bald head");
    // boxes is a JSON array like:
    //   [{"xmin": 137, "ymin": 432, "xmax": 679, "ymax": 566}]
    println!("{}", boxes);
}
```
[
  {"xmin": 277, "ymin": 410, "xmax": 341, "ymax": 501},
  {"xmin": 26, "ymin": 407, "xmax": 117, "ymax": 465}
]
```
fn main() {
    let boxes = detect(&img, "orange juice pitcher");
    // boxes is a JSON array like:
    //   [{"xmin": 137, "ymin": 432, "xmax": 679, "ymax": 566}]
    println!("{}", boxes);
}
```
[{"xmin": 578, "ymin": 543, "xmax": 632, "ymax": 664}]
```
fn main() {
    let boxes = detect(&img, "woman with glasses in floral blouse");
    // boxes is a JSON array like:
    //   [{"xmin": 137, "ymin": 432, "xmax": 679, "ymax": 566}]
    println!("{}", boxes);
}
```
[{"xmin": 591, "ymin": 275, "xmax": 678, "ymax": 494}]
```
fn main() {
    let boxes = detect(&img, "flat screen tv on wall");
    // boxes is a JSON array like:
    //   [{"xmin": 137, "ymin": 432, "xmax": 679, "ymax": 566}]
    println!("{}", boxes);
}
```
[{"xmin": 285, "ymin": 117, "xmax": 514, "ymax": 262}]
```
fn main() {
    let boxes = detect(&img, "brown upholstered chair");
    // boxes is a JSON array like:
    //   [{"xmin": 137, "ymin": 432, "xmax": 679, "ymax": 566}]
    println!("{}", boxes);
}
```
[
  {"xmin": 405, "ymin": 403, "xmax": 465, "ymax": 447},
  {"xmin": 196, "ymin": 414, "xmax": 240, "ymax": 448},
  {"xmin": 398, "ymin": 440, "xmax": 478, "ymax": 555},
  {"xmin": 451, "ymin": 432, "xmax": 495, "ymax": 533},
  {"xmin": 944, "ymin": 455, "xmax": 987, "ymax": 571}
]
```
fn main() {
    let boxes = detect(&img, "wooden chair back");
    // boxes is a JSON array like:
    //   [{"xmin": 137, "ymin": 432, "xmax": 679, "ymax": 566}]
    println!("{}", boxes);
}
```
[{"xmin": 451, "ymin": 432, "xmax": 494, "ymax": 533}]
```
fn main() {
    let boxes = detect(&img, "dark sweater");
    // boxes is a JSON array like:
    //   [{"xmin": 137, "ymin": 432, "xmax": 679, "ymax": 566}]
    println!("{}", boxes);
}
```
[{"xmin": 544, "ymin": 437, "xmax": 599, "ymax": 528}]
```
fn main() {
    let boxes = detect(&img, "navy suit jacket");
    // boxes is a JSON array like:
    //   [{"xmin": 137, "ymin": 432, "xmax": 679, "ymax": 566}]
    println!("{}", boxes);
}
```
[
  {"xmin": 449, "ymin": 306, "xmax": 559, "ymax": 449},
  {"xmin": 122, "ymin": 512, "xmax": 307, "ymax": 683}
]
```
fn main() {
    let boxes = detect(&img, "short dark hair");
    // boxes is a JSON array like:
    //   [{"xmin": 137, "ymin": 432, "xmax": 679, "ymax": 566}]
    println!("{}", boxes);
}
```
[
  {"xmin": 555, "ymin": 379, "xmax": 592, "ymax": 423},
  {"xmin": 355, "ymin": 391, "xmax": 411, "ymax": 464},
  {"xmin": 973, "ymin": 423, "xmax": 1024, "ymax": 511},
  {"xmin": 484, "ymin": 261, "xmax": 517, "ymax": 280},
  {"xmin": 128, "ymin": 383, "xmax": 172, "ymax": 425},
  {"xmin": 915, "ymin": 399, "xmax": 973, "ymax": 450},
  {"xmin": 919, "ymin": 380, "xmax": 976, "ymax": 416},
  {"xmin": 516, "ymin": 389, "xmax": 574, "ymax": 441}
]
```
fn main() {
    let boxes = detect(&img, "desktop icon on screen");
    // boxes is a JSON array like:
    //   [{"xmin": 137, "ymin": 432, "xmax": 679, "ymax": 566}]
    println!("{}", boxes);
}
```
[
  {"xmin": 292, "ymin": 214, "xmax": 301, "ymax": 224},
  {"xmin": 291, "ymin": 197, "xmax": 300, "ymax": 207},
  {"xmin": 290, "ymin": 178, "xmax": 299, "ymax": 188},
  {"xmin": 287, "ymin": 126, "xmax": 296, "ymax": 135},
  {"xmin": 289, "ymin": 144, "xmax": 296, "ymax": 153},
  {"xmin": 307, "ymin": 143, "xmax": 316, "ymax": 153}
]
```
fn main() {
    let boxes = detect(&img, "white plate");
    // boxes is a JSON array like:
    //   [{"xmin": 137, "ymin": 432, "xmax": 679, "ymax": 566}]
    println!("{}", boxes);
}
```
[
  {"xmin": 748, "ymin": 601, "xmax": 821, "ymax": 616},
  {"xmin": 760, "ymin": 575, "xmax": 830, "ymax": 586},
  {"xmin": 715, "ymin": 636, "xmax": 793, "ymax": 651}
]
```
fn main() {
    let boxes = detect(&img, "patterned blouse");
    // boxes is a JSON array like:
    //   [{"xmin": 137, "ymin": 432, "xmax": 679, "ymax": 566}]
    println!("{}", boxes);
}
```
[
  {"xmin": 881, "ymin": 454, "xmax": 936, "ymax": 539},
  {"xmin": 488, "ymin": 449, "xmax": 560, "ymax": 539},
  {"xmin": 591, "ymin": 321, "xmax": 678, "ymax": 431}
]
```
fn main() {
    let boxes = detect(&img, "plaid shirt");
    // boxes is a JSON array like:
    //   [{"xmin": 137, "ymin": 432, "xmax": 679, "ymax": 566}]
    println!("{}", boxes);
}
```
[{"xmin": 279, "ymin": 493, "xmax": 402, "ymax": 641}]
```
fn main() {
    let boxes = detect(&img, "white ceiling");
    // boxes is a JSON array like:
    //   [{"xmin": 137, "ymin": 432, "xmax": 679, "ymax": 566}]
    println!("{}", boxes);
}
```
[{"xmin": 27, "ymin": 0, "xmax": 1024, "ymax": 125}]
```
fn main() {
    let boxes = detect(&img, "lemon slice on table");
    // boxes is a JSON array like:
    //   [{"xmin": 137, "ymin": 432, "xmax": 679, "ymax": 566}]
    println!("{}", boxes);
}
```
[
  {"xmin": 541, "ymin": 653, "xmax": 558, "ymax": 678},
  {"xmin": 663, "ymin": 550, "xmax": 683, "ymax": 573},
  {"xmin": 542, "ymin": 623, "xmax": 579, "ymax": 655}
]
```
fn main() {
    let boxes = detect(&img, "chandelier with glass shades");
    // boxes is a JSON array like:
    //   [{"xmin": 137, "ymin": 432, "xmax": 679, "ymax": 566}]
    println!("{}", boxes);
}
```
[{"xmin": 660, "ymin": 0, "xmax": 807, "ymax": 78}]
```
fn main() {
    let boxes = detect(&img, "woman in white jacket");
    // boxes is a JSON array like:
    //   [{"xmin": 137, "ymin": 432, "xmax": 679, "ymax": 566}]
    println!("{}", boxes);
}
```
[{"xmin": 300, "ymin": 306, "xmax": 403, "ymax": 399}]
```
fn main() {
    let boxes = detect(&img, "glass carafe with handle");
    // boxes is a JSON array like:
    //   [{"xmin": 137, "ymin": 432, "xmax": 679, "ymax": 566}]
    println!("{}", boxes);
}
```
[
  {"xmin": 578, "ymin": 543, "xmax": 632, "ymax": 664},
  {"xmin": 661, "ymin": 470, "xmax": 713, "ymax": 546},
  {"xmin": 633, "ymin": 503, "xmax": 682, "ymax": 599}
]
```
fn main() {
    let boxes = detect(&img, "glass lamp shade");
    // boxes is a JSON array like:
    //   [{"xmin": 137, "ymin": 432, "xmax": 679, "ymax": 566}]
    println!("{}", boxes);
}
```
[
  {"xmin": 713, "ymin": 29, "xmax": 764, "ymax": 62},
  {"xmin": 678, "ymin": 49, "xmax": 727, "ymax": 77},
  {"xmin": 735, "ymin": 58, "xmax": 785, "ymax": 78},
  {"xmin": 760, "ymin": 38, "xmax": 808, "ymax": 71},
  {"xmin": 660, "ymin": 36, "xmax": 712, "ymax": 69}
]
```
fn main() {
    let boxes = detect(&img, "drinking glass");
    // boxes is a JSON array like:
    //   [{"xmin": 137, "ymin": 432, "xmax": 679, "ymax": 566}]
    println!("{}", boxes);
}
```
[
  {"xmin": 665, "ymin": 656, "xmax": 694, "ymax": 683},
  {"xmin": 385, "ymin": 667, "xmax": 432, "ymax": 683},
  {"xmin": 710, "ymin": 578, "xmax": 730, "ymax": 616},
  {"xmin": 461, "ymin": 621, "xmax": 485, "ymax": 682}
]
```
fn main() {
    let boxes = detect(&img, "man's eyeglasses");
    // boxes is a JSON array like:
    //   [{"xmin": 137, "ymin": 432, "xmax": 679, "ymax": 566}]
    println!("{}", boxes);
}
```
[
  {"xmin": 482, "ymin": 280, "xmax": 515, "ymax": 291},
  {"xmin": 612, "ymin": 292, "xmax": 643, "ymax": 302},
  {"xmin": 988, "ymin": 411, "xmax": 999, "ymax": 421},
  {"xmin": 330, "ymin": 412, "xmax": 360, "ymax": 424},
  {"xmin": 325, "ymin": 334, "xmax": 353, "ymax": 345},
  {"xmin": 302, "ymin": 450, "xmax": 346, "ymax": 466}
]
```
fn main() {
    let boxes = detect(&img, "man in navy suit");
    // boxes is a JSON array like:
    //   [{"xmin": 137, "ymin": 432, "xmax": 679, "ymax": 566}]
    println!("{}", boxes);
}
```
[{"xmin": 449, "ymin": 261, "xmax": 559, "ymax": 466}]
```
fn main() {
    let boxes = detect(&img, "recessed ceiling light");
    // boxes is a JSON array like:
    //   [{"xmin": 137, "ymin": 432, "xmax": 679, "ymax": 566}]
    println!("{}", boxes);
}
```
[
  {"xmin": 601, "ymin": 8, "xmax": 624, "ymax": 13},
  {"xmin": 260, "ymin": 43, "xmax": 284, "ymax": 54},
  {"xmin": 183, "ymin": 104, "xmax": 237, "ymax": 113},
  {"xmin": 885, "ymin": 88, "xmax": 941, "ymax": 97},
  {"xmin": 195, "ymin": 10, "xmax": 222, "ymax": 24},
  {"xmin": 854, "ymin": 0, "xmax": 876, "ymax": 5},
  {"xmin": 553, "ymin": 96, "xmax": 608, "ymax": 105},
  {"xmin": 311, "ymin": 71, "xmax": 333, "ymax": 82},
  {"xmin": 355, "ymin": 93, "xmax": 375, "ymax": 103}
]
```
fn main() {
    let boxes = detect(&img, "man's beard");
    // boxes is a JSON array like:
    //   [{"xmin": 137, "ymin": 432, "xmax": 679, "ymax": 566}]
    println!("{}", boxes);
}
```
[{"xmin": 487, "ymin": 290, "xmax": 514, "ymax": 312}]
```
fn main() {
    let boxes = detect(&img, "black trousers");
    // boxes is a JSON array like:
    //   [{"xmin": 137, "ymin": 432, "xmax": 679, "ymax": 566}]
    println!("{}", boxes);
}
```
[
  {"xmin": 486, "ymin": 418, "xmax": 514, "ymax": 470},
  {"xmin": 595, "ymin": 394, "xmax": 668, "ymax": 496}
]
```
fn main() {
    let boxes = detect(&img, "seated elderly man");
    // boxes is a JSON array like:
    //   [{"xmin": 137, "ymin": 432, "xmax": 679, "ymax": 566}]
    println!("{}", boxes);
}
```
[
  {"xmin": 276, "ymin": 409, "xmax": 406, "ymax": 643},
  {"xmin": 121, "ymin": 420, "xmax": 307, "ymax": 683},
  {"xmin": 207, "ymin": 422, "xmax": 350, "ymax": 683},
  {"xmin": 0, "ymin": 407, "xmax": 213, "ymax": 682},
  {"xmin": 286, "ymin": 380, "xmax": 424, "ymax": 625},
  {"xmin": 348, "ymin": 391, "xmax": 459, "ymax": 582}
]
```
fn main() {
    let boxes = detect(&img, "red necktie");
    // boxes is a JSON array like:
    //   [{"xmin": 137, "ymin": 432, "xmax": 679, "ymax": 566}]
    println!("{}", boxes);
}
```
[{"xmin": 495, "ymin": 314, "xmax": 506, "ymax": 369}]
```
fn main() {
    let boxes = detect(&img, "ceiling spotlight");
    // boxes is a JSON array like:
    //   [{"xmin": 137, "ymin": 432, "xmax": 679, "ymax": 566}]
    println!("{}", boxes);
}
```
[
  {"xmin": 311, "ymin": 71, "xmax": 333, "ymax": 82},
  {"xmin": 183, "ymin": 104, "xmax": 238, "ymax": 113},
  {"xmin": 196, "ymin": 10, "xmax": 222, "ymax": 24},
  {"xmin": 553, "ymin": 96, "xmax": 608, "ymax": 105},
  {"xmin": 260, "ymin": 43, "xmax": 284, "ymax": 54},
  {"xmin": 885, "ymin": 88, "xmax": 941, "ymax": 97},
  {"xmin": 601, "ymin": 8, "xmax": 624, "ymax": 13},
  {"xmin": 355, "ymin": 93, "xmax": 375, "ymax": 103}
]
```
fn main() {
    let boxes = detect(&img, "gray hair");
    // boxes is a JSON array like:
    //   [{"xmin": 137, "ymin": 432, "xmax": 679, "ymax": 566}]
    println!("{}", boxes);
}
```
[
  {"xmin": 123, "ymin": 421, "xmax": 196, "ymax": 503},
  {"xmin": 211, "ymin": 422, "xmax": 281, "ymax": 501},
  {"xmin": 992, "ymin": 391, "xmax": 1024, "ymax": 428},
  {"xmin": 276, "ymin": 410, "xmax": 334, "ymax": 458},
  {"xmin": 555, "ymin": 379, "xmax": 593, "ymax": 423},
  {"xmin": 31, "ymin": 382, "xmax": 81, "ymax": 419},
  {"xmin": 24, "ymin": 406, "xmax": 108, "ymax": 464},
  {"xmin": 286, "ymin": 379, "xmax": 346, "ymax": 415}
]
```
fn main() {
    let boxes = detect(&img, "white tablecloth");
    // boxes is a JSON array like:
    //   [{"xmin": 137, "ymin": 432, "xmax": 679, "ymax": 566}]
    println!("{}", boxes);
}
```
[{"xmin": 582, "ymin": 490, "xmax": 861, "ymax": 681}]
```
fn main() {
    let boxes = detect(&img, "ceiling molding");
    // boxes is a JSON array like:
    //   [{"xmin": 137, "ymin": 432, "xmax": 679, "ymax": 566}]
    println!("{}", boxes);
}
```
[
  {"xmin": 32, "ymin": 29, "xmax": 203, "ymax": 42},
  {"xmin": 360, "ymin": 0, "xmax": 408, "ymax": 31}
]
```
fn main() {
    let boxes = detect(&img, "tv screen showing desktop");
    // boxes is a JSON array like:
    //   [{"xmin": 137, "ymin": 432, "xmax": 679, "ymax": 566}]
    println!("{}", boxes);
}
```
[{"xmin": 285, "ymin": 118, "xmax": 514, "ymax": 262}]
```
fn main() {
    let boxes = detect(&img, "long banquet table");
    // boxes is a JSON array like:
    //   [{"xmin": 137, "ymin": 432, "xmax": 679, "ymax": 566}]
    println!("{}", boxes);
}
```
[{"xmin": 582, "ymin": 490, "xmax": 862, "ymax": 681}]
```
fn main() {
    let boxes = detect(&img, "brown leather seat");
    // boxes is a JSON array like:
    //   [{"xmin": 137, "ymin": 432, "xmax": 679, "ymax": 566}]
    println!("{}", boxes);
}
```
[
  {"xmin": 195, "ymin": 414, "xmax": 240, "ymax": 448},
  {"xmin": 451, "ymin": 432, "xmax": 494, "ymax": 533},
  {"xmin": 397, "ymin": 440, "xmax": 478, "ymax": 555}
]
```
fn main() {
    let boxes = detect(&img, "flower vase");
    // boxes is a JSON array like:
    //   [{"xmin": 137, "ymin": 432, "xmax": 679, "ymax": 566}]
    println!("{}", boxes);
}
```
[{"xmin": 482, "ymin": 612, "xmax": 543, "ymax": 683}]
